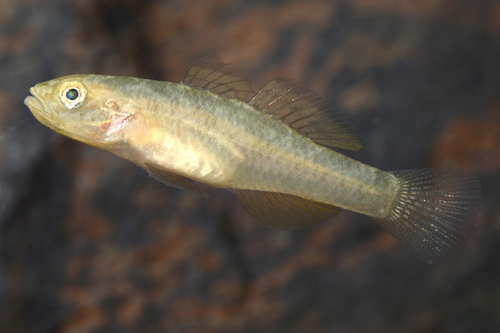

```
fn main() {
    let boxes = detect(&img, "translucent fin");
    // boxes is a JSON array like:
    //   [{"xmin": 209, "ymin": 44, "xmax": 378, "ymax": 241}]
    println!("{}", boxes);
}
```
[
  {"xmin": 375, "ymin": 169, "xmax": 481, "ymax": 264},
  {"xmin": 235, "ymin": 189, "xmax": 342, "ymax": 230},
  {"xmin": 181, "ymin": 57, "xmax": 254, "ymax": 100},
  {"xmin": 143, "ymin": 164, "xmax": 208, "ymax": 198},
  {"xmin": 250, "ymin": 78, "xmax": 363, "ymax": 151}
]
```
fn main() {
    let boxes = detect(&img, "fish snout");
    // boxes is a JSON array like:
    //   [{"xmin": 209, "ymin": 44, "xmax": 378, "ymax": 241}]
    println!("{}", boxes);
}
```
[{"xmin": 24, "ymin": 86, "xmax": 53, "ymax": 124}]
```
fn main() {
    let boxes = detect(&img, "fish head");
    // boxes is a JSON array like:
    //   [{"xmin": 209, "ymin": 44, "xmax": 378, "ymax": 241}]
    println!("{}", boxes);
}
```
[{"xmin": 24, "ymin": 75, "xmax": 136, "ymax": 147}]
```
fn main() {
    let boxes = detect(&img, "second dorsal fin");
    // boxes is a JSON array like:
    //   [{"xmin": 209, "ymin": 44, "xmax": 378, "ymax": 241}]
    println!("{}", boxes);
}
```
[
  {"xmin": 250, "ymin": 79, "xmax": 364, "ymax": 151},
  {"xmin": 235, "ymin": 189, "xmax": 342, "ymax": 230},
  {"xmin": 181, "ymin": 57, "xmax": 254, "ymax": 101}
]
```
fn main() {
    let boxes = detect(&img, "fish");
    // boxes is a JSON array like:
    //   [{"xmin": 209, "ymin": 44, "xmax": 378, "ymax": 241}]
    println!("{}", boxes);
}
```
[{"xmin": 24, "ymin": 58, "xmax": 481, "ymax": 264}]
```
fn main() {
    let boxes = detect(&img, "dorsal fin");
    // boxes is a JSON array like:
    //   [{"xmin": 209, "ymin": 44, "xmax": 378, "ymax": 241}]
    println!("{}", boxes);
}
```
[
  {"xmin": 250, "ymin": 79, "xmax": 363, "ymax": 151},
  {"xmin": 235, "ymin": 189, "xmax": 342, "ymax": 230},
  {"xmin": 181, "ymin": 57, "xmax": 254, "ymax": 101},
  {"xmin": 143, "ymin": 163, "xmax": 208, "ymax": 198}
]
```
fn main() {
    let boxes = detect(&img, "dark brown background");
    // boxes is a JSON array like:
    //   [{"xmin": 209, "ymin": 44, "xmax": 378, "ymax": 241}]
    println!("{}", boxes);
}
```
[{"xmin": 0, "ymin": 0, "xmax": 499, "ymax": 332}]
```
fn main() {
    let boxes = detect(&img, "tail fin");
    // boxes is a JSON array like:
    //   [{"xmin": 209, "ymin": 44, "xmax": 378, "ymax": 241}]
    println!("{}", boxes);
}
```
[{"xmin": 375, "ymin": 169, "xmax": 481, "ymax": 264}]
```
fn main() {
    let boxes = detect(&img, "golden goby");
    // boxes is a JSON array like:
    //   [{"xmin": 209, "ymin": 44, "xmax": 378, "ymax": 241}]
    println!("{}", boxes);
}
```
[{"xmin": 24, "ymin": 58, "xmax": 481, "ymax": 264}]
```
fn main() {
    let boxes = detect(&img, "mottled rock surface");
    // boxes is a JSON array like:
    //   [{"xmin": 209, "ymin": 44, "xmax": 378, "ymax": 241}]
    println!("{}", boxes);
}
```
[{"xmin": 1, "ymin": 0, "xmax": 499, "ymax": 332}]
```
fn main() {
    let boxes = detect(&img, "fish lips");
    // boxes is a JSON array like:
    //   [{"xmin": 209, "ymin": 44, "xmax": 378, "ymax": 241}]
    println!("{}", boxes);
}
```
[{"xmin": 24, "ymin": 87, "xmax": 53, "ymax": 127}]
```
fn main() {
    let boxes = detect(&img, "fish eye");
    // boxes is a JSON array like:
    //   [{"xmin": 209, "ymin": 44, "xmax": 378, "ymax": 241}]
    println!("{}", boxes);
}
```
[
  {"xmin": 59, "ymin": 82, "xmax": 87, "ymax": 109},
  {"xmin": 66, "ymin": 89, "xmax": 79, "ymax": 101}
]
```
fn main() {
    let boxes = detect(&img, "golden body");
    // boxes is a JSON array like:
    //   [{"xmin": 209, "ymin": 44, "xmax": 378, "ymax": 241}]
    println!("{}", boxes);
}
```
[
  {"xmin": 25, "ymin": 58, "xmax": 480, "ymax": 264},
  {"xmin": 109, "ymin": 80, "xmax": 396, "ymax": 217}
]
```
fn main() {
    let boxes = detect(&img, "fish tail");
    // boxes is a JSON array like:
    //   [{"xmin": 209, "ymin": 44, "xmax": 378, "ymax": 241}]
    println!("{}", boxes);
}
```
[{"xmin": 374, "ymin": 169, "xmax": 481, "ymax": 264}]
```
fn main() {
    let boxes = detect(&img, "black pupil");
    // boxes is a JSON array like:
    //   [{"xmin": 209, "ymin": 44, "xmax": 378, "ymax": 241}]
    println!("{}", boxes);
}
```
[{"xmin": 66, "ymin": 89, "xmax": 79, "ymax": 101}]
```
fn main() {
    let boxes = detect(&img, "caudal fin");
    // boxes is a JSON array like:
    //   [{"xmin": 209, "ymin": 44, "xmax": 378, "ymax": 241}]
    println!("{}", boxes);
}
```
[{"xmin": 375, "ymin": 169, "xmax": 481, "ymax": 264}]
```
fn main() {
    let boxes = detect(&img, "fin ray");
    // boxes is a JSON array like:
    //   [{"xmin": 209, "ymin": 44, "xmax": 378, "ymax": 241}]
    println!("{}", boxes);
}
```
[
  {"xmin": 235, "ymin": 189, "xmax": 342, "ymax": 230},
  {"xmin": 375, "ymin": 169, "xmax": 481, "ymax": 264},
  {"xmin": 250, "ymin": 79, "xmax": 363, "ymax": 151},
  {"xmin": 181, "ymin": 57, "xmax": 253, "ymax": 100},
  {"xmin": 143, "ymin": 164, "xmax": 208, "ymax": 198}
]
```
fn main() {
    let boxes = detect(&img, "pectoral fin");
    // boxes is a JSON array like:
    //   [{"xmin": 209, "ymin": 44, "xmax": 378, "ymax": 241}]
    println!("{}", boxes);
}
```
[
  {"xmin": 235, "ymin": 189, "xmax": 342, "ymax": 230},
  {"xmin": 143, "ymin": 164, "xmax": 208, "ymax": 198}
]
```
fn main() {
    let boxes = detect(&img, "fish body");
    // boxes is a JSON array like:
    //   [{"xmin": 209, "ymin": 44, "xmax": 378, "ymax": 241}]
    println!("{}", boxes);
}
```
[{"xmin": 25, "ymin": 58, "xmax": 481, "ymax": 264}]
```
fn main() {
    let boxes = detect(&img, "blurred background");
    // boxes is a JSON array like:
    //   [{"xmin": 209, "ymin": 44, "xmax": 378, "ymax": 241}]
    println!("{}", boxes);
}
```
[{"xmin": 1, "ymin": 0, "xmax": 499, "ymax": 332}]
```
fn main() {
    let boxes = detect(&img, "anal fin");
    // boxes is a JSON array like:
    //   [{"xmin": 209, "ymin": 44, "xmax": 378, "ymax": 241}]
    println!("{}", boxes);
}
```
[
  {"xmin": 143, "ymin": 164, "xmax": 208, "ymax": 198},
  {"xmin": 235, "ymin": 189, "xmax": 342, "ymax": 230}
]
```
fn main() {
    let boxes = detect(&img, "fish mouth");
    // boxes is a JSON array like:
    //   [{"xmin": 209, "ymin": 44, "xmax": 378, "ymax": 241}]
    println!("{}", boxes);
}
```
[{"xmin": 24, "ymin": 87, "xmax": 52, "ymax": 126}]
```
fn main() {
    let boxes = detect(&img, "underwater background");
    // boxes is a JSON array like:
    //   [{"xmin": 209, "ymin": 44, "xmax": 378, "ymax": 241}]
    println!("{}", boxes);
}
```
[{"xmin": 1, "ymin": 0, "xmax": 499, "ymax": 332}]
